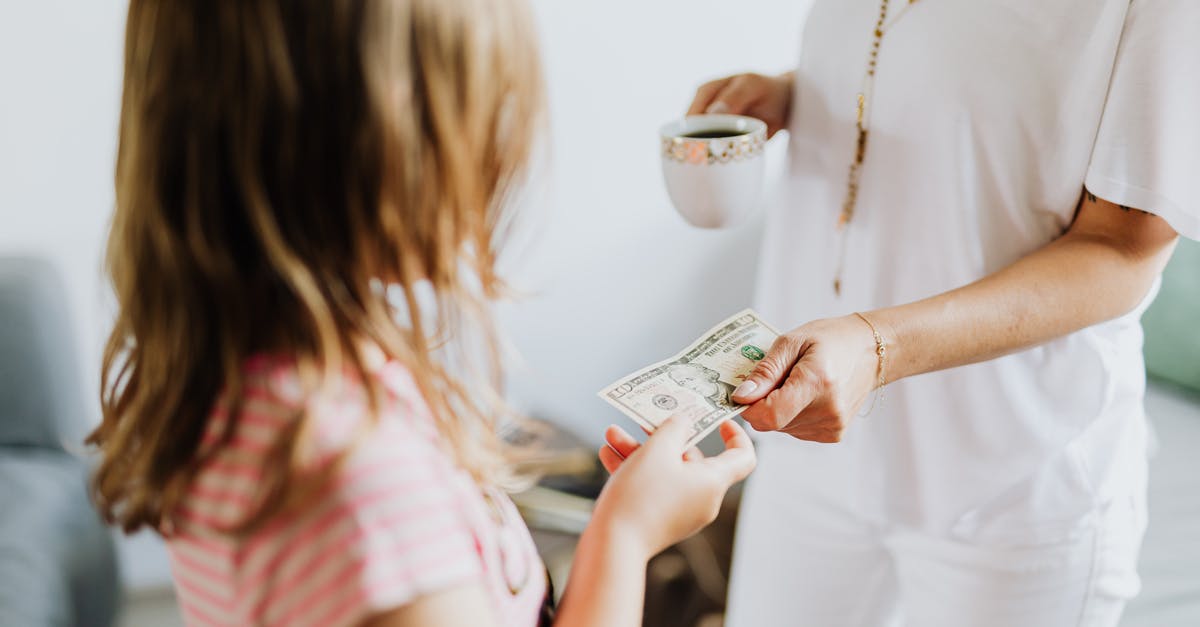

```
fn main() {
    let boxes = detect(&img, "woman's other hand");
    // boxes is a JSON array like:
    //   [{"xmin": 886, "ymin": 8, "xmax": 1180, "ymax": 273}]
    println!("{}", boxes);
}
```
[
  {"xmin": 592, "ymin": 418, "xmax": 756, "ymax": 558},
  {"xmin": 687, "ymin": 72, "xmax": 795, "ymax": 138},
  {"xmin": 730, "ymin": 316, "xmax": 883, "ymax": 442}
]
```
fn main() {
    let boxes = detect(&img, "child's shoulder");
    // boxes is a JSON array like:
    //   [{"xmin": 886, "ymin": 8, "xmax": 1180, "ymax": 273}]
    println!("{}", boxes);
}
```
[
  {"xmin": 194, "ymin": 353, "xmax": 451, "ymax": 485},
  {"xmin": 232, "ymin": 353, "xmax": 443, "ymax": 455},
  {"xmin": 183, "ymin": 354, "xmax": 462, "ymax": 529}
]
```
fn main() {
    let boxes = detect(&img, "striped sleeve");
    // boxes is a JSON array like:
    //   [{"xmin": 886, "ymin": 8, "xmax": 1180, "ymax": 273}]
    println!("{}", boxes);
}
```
[{"xmin": 250, "ymin": 411, "xmax": 485, "ymax": 627}]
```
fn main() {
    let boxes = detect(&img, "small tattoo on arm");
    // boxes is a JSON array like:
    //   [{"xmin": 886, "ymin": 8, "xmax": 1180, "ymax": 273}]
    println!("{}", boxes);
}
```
[
  {"xmin": 1083, "ymin": 187, "xmax": 1151, "ymax": 216},
  {"xmin": 1119, "ymin": 204, "xmax": 1153, "ymax": 216}
]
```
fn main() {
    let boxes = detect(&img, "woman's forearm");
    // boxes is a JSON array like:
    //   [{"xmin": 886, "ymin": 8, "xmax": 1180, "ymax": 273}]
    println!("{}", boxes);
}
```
[
  {"xmin": 553, "ymin": 517, "xmax": 649, "ymax": 627},
  {"xmin": 871, "ymin": 198, "xmax": 1178, "ymax": 383}
]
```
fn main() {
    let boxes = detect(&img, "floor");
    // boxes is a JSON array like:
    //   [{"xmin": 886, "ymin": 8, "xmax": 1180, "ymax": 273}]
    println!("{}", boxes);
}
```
[
  {"xmin": 118, "ymin": 384, "xmax": 1200, "ymax": 627},
  {"xmin": 1121, "ymin": 382, "xmax": 1200, "ymax": 626}
]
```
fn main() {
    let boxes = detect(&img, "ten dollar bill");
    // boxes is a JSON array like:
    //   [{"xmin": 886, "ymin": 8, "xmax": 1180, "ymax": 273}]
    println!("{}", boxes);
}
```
[{"xmin": 599, "ymin": 309, "xmax": 780, "ymax": 448}]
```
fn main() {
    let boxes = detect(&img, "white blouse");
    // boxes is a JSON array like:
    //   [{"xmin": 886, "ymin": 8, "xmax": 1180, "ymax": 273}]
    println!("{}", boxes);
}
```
[{"xmin": 753, "ymin": 0, "xmax": 1199, "ymax": 542}]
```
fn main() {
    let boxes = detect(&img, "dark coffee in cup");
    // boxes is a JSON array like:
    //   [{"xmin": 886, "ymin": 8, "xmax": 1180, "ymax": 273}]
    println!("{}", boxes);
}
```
[{"xmin": 680, "ymin": 129, "xmax": 750, "ymax": 139}]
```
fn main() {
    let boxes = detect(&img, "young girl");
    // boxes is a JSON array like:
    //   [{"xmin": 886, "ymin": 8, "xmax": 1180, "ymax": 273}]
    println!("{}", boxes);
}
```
[{"xmin": 87, "ymin": 1, "xmax": 755, "ymax": 626}]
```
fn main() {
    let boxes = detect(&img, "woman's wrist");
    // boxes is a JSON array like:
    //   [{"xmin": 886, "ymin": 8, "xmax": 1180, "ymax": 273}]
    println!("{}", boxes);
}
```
[
  {"xmin": 849, "ymin": 312, "xmax": 891, "ymax": 391},
  {"xmin": 864, "ymin": 308, "xmax": 906, "ymax": 384},
  {"xmin": 810, "ymin": 315, "xmax": 883, "ymax": 385},
  {"xmin": 842, "ymin": 315, "xmax": 881, "ymax": 380}
]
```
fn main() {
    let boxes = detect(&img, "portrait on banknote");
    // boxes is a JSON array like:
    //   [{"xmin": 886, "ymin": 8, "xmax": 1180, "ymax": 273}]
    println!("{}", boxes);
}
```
[{"xmin": 667, "ymin": 362, "xmax": 736, "ymax": 411}]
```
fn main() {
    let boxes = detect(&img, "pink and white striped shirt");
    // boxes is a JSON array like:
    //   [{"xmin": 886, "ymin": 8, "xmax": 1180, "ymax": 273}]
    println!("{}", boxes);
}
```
[{"xmin": 165, "ymin": 355, "xmax": 547, "ymax": 626}]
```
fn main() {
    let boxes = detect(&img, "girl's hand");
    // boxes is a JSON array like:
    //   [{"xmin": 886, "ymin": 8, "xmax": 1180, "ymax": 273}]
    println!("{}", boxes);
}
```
[
  {"xmin": 592, "ymin": 418, "xmax": 756, "ymax": 558},
  {"xmin": 730, "ymin": 315, "xmax": 882, "ymax": 442},
  {"xmin": 686, "ymin": 71, "xmax": 795, "ymax": 138}
]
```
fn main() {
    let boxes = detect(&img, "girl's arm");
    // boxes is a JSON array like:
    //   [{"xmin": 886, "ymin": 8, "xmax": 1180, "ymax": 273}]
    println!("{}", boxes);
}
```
[
  {"xmin": 364, "ymin": 419, "xmax": 756, "ymax": 626},
  {"xmin": 553, "ymin": 419, "xmax": 754, "ymax": 626},
  {"xmin": 731, "ymin": 191, "xmax": 1179, "ymax": 440},
  {"xmin": 547, "ymin": 512, "xmax": 649, "ymax": 626}
]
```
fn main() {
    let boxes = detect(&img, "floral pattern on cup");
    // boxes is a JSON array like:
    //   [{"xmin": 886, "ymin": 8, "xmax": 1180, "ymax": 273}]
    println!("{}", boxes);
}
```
[{"xmin": 662, "ymin": 130, "xmax": 766, "ymax": 165}]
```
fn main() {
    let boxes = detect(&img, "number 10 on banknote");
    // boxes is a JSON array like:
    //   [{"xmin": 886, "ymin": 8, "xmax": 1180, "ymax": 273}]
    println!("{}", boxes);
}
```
[{"xmin": 598, "ymin": 309, "xmax": 780, "ymax": 448}]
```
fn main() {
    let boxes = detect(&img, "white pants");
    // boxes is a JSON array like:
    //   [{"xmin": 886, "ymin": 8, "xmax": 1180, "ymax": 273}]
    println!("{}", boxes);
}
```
[{"xmin": 725, "ymin": 439, "xmax": 1147, "ymax": 627}]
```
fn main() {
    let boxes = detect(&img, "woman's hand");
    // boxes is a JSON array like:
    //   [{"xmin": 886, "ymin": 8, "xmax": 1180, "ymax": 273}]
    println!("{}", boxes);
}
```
[
  {"xmin": 592, "ymin": 418, "xmax": 756, "ymax": 558},
  {"xmin": 687, "ymin": 71, "xmax": 795, "ymax": 138},
  {"xmin": 730, "ymin": 315, "xmax": 883, "ymax": 442}
]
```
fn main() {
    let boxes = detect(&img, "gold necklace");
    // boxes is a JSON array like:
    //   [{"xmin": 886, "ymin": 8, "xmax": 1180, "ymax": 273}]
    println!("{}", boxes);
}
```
[{"xmin": 834, "ymin": 0, "xmax": 920, "ymax": 295}]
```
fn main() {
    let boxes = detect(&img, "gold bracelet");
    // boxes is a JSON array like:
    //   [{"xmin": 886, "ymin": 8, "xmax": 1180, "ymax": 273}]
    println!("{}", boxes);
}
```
[{"xmin": 853, "ymin": 312, "xmax": 887, "ymax": 415}]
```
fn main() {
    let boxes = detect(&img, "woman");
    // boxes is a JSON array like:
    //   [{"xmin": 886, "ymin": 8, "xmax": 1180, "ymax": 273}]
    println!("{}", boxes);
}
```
[{"xmin": 682, "ymin": 1, "xmax": 1199, "ymax": 625}]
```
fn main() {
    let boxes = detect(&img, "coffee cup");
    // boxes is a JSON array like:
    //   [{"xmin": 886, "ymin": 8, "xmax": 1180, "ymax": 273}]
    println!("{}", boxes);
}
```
[{"xmin": 659, "ymin": 114, "xmax": 767, "ymax": 229}]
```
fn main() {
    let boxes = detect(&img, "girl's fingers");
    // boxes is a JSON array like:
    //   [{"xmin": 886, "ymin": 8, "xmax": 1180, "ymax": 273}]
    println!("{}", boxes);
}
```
[
  {"xmin": 606, "ymin": 420, "xmax": 701, "ymax": 460},
  {"xmin": 643, "ymin": 415, "xmax": 693, "ymax": 454},
  {"xmin": 604, "ymin": 425, "xmax": 641, "ymax": 459},
  {"xmin": 598, "ymin": 445, "xmax": 624, "ymax": 474},
  {"xmin": 718, "ymin": 420, "xmax": 753, "ymax": 450},
  {"xmin": 704, "ymin": 421, "xmax": 757, "ymax": 483},
  {"xmin": 705, "ymin": 447, "xmax": 757, "ymax": 485}
]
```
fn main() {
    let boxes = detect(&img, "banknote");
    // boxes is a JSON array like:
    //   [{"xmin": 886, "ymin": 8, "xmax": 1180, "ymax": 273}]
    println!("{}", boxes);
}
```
[{"xmin": 599, "ymin": 309, "xmax": 780, "ymax": 448}]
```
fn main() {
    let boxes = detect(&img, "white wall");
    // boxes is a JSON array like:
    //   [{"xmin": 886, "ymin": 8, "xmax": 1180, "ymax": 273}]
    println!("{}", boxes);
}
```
[
  {"xmin": 0, "ymin": 0, "xmax": 810, "ymax": 590},
  {"xmin": 506, "ymin": 0, "xmax": 809, "ymax": 439},
  {"xmin": 0, "ymin": 1, "xmax": 124, "ymax": 418}
]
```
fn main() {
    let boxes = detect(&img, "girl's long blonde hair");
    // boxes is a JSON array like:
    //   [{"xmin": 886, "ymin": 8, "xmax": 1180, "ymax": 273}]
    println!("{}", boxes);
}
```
[{"xmin": 89, "ymin": 0, "xmax": 544, "ymax": 533}]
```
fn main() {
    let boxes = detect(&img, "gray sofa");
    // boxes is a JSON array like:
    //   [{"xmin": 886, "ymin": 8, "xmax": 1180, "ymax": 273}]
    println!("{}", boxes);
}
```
[{"xmin": 0, "ymin": 258, "xmax": 119, "ymax": 627}]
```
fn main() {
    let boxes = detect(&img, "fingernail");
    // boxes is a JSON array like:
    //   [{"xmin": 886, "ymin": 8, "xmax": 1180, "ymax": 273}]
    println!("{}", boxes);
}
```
[
  {"xmin": 733, "ymin": 380, "xmax": 758, "ymax": 398},
  {"xmin": 706, "ymin": 101, "xmax": 729, "ymax": 114}
]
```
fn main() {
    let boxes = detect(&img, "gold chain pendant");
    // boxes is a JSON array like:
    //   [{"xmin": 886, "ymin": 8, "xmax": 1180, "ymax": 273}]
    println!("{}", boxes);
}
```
[{"xmin": 833, "ymin": 0, "xmax": 919, "ymax": 296}]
